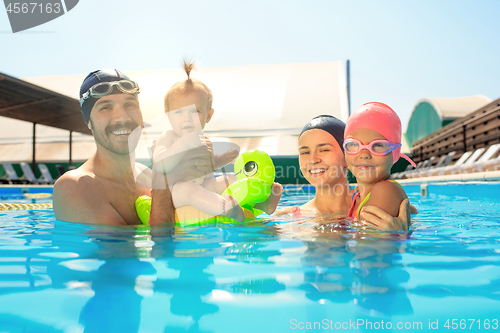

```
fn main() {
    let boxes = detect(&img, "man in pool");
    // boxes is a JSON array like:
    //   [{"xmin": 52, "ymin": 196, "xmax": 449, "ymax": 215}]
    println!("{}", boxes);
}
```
[{"xmin": 53, "ymin": 69, "xmax": 212, "ymax": 225}]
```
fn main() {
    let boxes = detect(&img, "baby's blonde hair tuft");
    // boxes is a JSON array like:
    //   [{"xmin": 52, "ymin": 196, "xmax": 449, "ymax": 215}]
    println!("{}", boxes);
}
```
[
  {"xmin": 164, "ymin": 59, "xmax": 213, "ymax": 111},
  {"xmin": 182, "ymin": 59, "xmax": 196, "ymax": 79}
]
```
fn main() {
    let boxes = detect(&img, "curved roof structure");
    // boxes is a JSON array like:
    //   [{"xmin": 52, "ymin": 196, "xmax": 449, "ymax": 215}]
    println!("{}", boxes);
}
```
[{"xmin": 405, "ymin": 95, "xmax": 491, "ymax": 148}]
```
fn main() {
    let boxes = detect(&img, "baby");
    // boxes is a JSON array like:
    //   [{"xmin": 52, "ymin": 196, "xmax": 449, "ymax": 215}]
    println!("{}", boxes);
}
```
[
  {"xmin": 344, "ymin": 102, "xmax": 416, "ymax": 220},
  {"xmin": 153, "ymin": 60, "xmax": 244, "ymax": 221}
]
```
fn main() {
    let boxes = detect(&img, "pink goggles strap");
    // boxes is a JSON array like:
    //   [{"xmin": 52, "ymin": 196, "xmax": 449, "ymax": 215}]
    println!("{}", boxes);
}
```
[{"xmin": 400, "ymin": 153, "xmax": 416, "ymax": 168}]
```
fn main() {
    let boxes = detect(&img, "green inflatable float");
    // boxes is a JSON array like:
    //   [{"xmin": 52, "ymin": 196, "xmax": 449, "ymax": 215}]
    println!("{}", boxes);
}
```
[{"xmin": 136, "ymin": 150, "xmax": 275, "ymax": 226}]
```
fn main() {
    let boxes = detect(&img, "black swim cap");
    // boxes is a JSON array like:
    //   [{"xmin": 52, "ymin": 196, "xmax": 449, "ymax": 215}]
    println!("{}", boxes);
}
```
[
  {"xmin": 79, "ymin": 69, "xmax": 138, "ymax": 125},
  {"xmin": 299, "ymin": 115, "xmax": 346, "ymax": 151}
]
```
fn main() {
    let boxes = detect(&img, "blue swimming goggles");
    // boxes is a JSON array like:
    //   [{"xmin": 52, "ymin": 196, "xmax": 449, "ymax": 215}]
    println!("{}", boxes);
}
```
[{"xmin": 79, "ymin": 80, "xmax": 140, "ymax": 106}]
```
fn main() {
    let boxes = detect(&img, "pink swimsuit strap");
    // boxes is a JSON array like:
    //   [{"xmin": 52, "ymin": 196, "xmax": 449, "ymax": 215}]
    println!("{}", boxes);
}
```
[{"xmin": 347, "ymin": 190, "xmax": 359, "ymax": 218}]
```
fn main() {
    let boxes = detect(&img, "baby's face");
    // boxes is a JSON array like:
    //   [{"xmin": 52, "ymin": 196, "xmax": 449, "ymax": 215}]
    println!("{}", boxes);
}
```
[{"xmin": 167, "ymin": 91, "xmax": 213, "ymax": 137}]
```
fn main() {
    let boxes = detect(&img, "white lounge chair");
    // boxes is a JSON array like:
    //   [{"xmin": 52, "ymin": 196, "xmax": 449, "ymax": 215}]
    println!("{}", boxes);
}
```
[
  {"xmin": 425, "ymin": 151, "xmax": 473, "ymax": 177},
  {"xmin": 440, "ymin": 150, "xmax": 478, "ymax": 175},
  {"xmin": 1, "ymin": 162, "xmax": 30, "ymax": 184},
  {"xmin": 417, "ymin": 152, "xmax": 455, "ymax": 178},
  {"xmin": 476, "ymin": 143, "xmax": 500, "ymax": 163},
  {"xmin": 38, "ymin": 163, "xmax": 56, "ymax": 184},
  {"xmin": 434, "ymin": 151, "xmax": 456, "ymax": 168},
  {"xmin": 408, "ymin": 158, "xmax": 436, "ymax": 179},
  {"xmin": 461, "ymin": 143, "xmax": 500, "ymax": 173},
  {"xmin": 416, "ymin": 156, "xmax": 437, "ymax": 177},
  {"xmin": 20, "ymin": 162, "xmax": 46, "ymax": 185},
  {"xmin": 392, "ymin": 163, "xmax": 412, "ymax": 179},
  {"xmin": 462, "ymin": 148, "xmax": 485, "ymax": 166},
  {"xmin": 404, "ymin": 161, "xmax": 424, "ymax": 179},
  {"xmin": 448, "ymin": 151, "xmax": 473, "ymax": 168}
]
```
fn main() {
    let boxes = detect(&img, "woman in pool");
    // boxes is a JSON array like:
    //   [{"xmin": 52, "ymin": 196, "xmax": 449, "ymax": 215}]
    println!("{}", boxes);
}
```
[{"xmin": 274, "ymin": 115, "xmax": 414, "ymax": 231}]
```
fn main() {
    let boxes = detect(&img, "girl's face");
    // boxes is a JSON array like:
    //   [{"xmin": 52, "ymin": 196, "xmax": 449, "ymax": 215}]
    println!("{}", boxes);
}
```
[
  {"xmin": 167, "ymin": 91, "xmax": 214, "ymax": 137},
  {"xmin": 344, "ymin": 128, "xmax": 393, "ymax": 185},
  {"xmin": 298, "ymin": 129, "xmax": 346, "ymax": 188}
]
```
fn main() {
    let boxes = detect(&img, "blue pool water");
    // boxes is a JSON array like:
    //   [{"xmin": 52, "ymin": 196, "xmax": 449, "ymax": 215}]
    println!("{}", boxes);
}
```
[{"xmin": 0, "ymin": 183, "xmax": 500, "ymax": 333}]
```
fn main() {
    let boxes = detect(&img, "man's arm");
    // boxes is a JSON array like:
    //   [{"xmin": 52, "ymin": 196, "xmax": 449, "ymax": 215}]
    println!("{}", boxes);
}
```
[
  {"xmin": 154, "ymin": 131, "xmax": 204, "ymax": 174},
  {"xmin": 148, "ymin": 169, "xmax": 176, "ymax": 225},
  {"xmin": 53, "ymin": 172, "xmax": 128, "ymax": 225},
  {"xmin": 148, "ymin": 145, "xmax": 214, "ymax": 224}
]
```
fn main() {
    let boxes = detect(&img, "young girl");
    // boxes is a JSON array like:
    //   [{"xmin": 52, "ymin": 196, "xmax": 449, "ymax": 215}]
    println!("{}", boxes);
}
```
[
  {"xmin": 344, "ymin": 102, "xmax": 416, "ymax": 220},
  {"xmin": 153, "ymin": 60, "xmax": 244, "ymax": 221}
]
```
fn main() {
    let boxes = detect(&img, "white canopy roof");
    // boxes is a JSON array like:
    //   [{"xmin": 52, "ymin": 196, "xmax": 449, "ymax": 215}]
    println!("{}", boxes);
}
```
[
  {"xmin": 0, "ymin": 62, "xmax": 348, "ymax": 162},
  {"xmin": 413, "ymin": 96, "xmax": 492, "ymax": 121}
]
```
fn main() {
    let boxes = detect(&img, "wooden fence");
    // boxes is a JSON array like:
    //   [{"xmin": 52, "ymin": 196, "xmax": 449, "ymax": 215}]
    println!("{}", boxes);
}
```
[{"xmin": 411, "ymin": 97, "xmax": 500, "ymax": 164}]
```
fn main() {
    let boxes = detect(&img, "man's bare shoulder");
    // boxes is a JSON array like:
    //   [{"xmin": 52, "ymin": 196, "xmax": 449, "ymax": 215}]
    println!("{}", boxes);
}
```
[
  {"xmin": 54, "ymin": 167, "xmax": 95, "ymax": 192},
  {"xmin": 53, "ymin": 167, "xmax": 107, "ymax": 222},
  {"xmin": 54, "ymin": 167, "xmax": 94, "ymax": 196}
]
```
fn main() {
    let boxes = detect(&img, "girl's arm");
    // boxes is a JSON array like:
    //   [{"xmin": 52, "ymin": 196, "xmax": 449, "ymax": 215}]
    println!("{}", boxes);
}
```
[
  {"xmin": 363, "ymin": 181, "xmax": 407, "ymax": 218},
  {"xmin": 361, "ymin": 199, "xmax": 413, "ymax": 232},
  {"xmin": 359, "ymin": 181, "xmax": 409, "ymax": 231}
]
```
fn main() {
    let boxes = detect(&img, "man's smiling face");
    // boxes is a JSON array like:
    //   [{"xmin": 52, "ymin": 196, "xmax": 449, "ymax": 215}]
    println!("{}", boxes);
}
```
[{"xmin": 88, "ymin": 94, "xmax": 143, "ymax": 155}]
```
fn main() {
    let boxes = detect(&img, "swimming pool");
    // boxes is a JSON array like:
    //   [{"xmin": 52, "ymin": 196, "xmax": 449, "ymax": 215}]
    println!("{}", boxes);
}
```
[{"xmin": 0, "ymin": 183, "xmax": 499, "ymax": 332}]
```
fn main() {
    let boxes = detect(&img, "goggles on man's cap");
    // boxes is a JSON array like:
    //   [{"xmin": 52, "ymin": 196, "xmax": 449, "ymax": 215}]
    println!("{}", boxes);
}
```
[{"xmin": 79, "ymin": 80, "xmax": 140, "ymax": 106}]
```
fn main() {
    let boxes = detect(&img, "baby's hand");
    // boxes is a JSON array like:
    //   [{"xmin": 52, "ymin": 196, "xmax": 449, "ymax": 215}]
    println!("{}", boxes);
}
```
[{"xmin": 225, "ymin": 149, "xmax": 239, "ymax": 163}]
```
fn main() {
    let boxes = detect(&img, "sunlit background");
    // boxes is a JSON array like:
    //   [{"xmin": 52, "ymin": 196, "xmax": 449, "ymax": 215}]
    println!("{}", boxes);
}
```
[{"xmin": 2, "ymin": 0, "xmax": 499, "ymax": 130}]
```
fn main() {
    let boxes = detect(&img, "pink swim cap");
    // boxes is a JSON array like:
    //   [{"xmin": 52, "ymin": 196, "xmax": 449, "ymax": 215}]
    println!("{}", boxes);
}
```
[{"xmin": 345, "ymin": 102, "xmax": 416, "ymax": 167}]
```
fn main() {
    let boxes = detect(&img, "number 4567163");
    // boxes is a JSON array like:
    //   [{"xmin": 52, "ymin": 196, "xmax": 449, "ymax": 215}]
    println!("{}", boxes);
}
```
[
  {"xmin": 5, "ymin": 2, "xmax": 61, "ymax": 14},
  {"xmin": 444, "ymin": 319, "xmax": 499, "ymax": 330}
]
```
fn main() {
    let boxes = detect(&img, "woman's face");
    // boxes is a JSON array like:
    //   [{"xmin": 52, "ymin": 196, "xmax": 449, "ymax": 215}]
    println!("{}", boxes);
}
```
[{"xmin": 298, "ymin": 129, "xmax": 346, "ymax": 187}]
